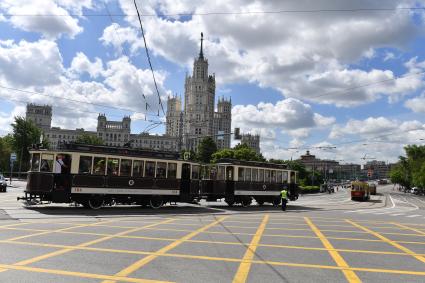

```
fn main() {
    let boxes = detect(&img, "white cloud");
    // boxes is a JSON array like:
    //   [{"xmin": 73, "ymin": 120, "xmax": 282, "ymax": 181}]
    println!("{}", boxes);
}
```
[
  {"xmin": 68, "ymin": 52, "xmax": 104, "ymax": 79},
  {"xmin": 0, "ymin": 39, "xmax": 64, "ymax": 87},
  {"xmin": 383, "ymin": 52, "xmax": 396, "ymax": 61},
  {"xmin": 0, "ymin": 0, "xmax": 87, "ymax": 39},
  {"xmin": 329, "ymin": 117, "xmax": 397, "ymax": 139},
  {"xmin": 100, "ymin": 23, "xmax": 143, "ymax": 55},
  {"xmin": 405, "ymin": 93, "xmax": 425, "ymax": 113},
  {"xmin": 115, "ymin": 0, "xmax": 425, "ymax": 107}
]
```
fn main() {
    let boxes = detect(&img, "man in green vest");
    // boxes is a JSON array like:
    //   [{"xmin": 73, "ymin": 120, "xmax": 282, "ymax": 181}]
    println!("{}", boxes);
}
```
[{"xmin": 280, "ymin": 189, "xmax": 288, "ymax": 211}]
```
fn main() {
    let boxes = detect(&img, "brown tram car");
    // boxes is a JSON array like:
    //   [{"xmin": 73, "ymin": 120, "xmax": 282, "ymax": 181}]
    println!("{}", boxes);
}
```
[{"xmin": 20, "ymin": 143, "xmax": 299, "ymax": 209}]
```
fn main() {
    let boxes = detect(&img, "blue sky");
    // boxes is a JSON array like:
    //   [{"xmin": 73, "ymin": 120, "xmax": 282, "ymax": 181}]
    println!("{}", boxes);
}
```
[{"xmin": 1, "ymin": 0, "xmax": 425, "ymax": 163}]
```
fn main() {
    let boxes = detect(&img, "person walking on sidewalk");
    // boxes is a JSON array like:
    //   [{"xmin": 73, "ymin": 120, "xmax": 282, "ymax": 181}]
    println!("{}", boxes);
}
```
[{"xmin": 280, "ymin": 189, "xmax": 288, "ymax": 211}]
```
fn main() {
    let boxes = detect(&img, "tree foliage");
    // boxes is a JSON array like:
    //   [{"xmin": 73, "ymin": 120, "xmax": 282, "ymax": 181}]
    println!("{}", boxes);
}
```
[
  {"xmin": 0, "ymin": 135, "xmax": 13, "ymax": 172},
  {"xmin": 75, "ymin": 133, "xmax": 104, "ymax": 145},
  {"xmin": 197, "ymin": 137, "xmax": 217, "ymax": 163},
  {"xmin": 212, "ymin": 143, "xmax": 264, "ymax": 163},
  {"xmin": 10, "ymin": 117, "xmax": 44, "ymax": 171},
  {"xmin": 390, "ymin": 145, "xmax": 425, "ymax": 189}
]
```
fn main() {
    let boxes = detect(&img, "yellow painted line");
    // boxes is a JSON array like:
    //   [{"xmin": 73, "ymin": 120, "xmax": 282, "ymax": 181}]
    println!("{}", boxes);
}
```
[
  {"xmin": 232, "ymin": 214, "xmax": 269, "ymax": 283},
  {"xmin": 0, "ymin": 263, "xmax": 173, "ymax": 283},
  {"xmin": 346, "ymin": 220, "xmax": 425, "ymax": 264},
  {"xmin": 0, "ymin": 222, "xmax": 33, "ymax": 228},
  {"xmin": 392, "ymin": 223, "xmax": 425, "ymax": 236},
  {"xmin": 6, "ymin": 219, "xmax": 118, "ymax": 241},
  {"xmin": 305, "ymin": 217, "xmax": 361, "ymax": 283},
  {"xmin": 103, "ymin": 216, "xmax": 229, "ymax": 283},
  {"xmin": 14, "ymin": 218, "xmax": 176, "ymax": 266},
  {"xmin": 1, "ymin": 241, "xmax": 425, "ymax": 277}
]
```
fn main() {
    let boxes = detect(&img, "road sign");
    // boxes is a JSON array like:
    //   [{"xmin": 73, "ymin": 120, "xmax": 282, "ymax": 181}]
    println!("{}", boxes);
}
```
[
  {"xmin": 367, "ymin": 170, "xmax": 373, "ymax": 177},
  {"xmin": 10, "ymin": 152, "xmax": 17, "ymax": 162},
  {"xmin": 217, "ymin": 131, "xmax": 224, "ymax": 140}
]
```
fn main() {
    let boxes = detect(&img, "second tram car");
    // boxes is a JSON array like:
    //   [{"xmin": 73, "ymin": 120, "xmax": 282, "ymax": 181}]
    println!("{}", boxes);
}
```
[{"xmin": 21, "ymin": 143, "xmax": 299, "ymax": 209}]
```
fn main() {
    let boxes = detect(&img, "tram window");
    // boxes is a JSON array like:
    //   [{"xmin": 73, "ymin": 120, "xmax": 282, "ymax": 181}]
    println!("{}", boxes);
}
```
[
  {"xmin": 252, "ymin": 169, "xmax": 258, "ymax": 182},
  {"xmin": 78, "ymin": 156, "xmax": 92, "ymax": 174},
  {"xmin": 290, "ymin": 171, "xmax": 295, "ymax": 184},
  {"xmin": 31, "ymin": 153, "xmax": 41, "ymax": 171},
  {"xmin": 258, "ymin": 169, "xmax": 264, "ymax": 182},
  {"xmin": 107, "ymin": 158, "xmax": 119, "ymax": 176},
  {"xmin": 238, "ymin": 167, "xmax": 244, "ymax": 181},
  {"xmin": 120, "ymin": 159, "xmax": 132, "ymax": 176},
  {"xmin": 244, "ymin": 168, "xmax": 251, "ymax": 182},
  {"xmin": 282, "ymin": 171, "xmax": 288, "ymax": 183},
  {"xmin": 93, "ymin": 157, "xmax": 106, "ymax": 175},
  {"xmin": 192, "ymin": 165, "xmax": 200, "ymax": 179},
  {"xmin": 277, "ymin": 171, "xmax": 283, "ymax": 183},
  {"xmin": 132, "ymin": 160, "xmax": 144, "ymax": 177},
  {"xmin": 40, "ymin": 154, "xmax": 54, "ymax": 172},
  {"xmin": 264, "ymin": 170, "xmax": 271, "ymax": 183},
  {"xmin": 271, "ymin": 170, "xmax": 276, "ymax": 183},
  {"xmin": 217, "ymin": 166, "xmax": 225, "ymax": 180},
  {"xmin": 145, "ymin": 161, "xmax": 155, "ymax": 177},
  {"xmin": 156, "ymin": 162, "xmax": 167, "ymax": 178},
  {"xmin": 168, "ymin": 163, "xmax": 177, "ymax": 179}
]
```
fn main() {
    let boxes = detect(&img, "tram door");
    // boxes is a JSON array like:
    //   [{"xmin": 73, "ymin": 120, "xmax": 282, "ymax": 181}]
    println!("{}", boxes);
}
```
[
  {"xmin": 225, "ymin": 166, "xmax": 235, "ymax": 196},
  {"xmin": 53, "ymin": 153, "xmax": 72, "ymax": 202},
  {"xmin": 180, "ymin": 163, "xmax": 191, "ymax": 202}
]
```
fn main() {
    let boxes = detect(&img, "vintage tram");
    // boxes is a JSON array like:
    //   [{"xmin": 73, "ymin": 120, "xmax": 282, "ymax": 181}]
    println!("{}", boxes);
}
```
[
  {"xmin": 351, "ymin": 181, "xmax": 370, "ymax": 201},
  {"xmin": 20, "ymin": 143, "xmax": 299, "ymax": 209}
]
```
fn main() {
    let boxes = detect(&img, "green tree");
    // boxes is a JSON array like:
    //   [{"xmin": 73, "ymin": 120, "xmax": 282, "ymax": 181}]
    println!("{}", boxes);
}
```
[
  {"xmin": 75, "ymin": 133, "xmax": 104, "ymax": 145},
  {"xmin": 212, "ymin": 143, "xmax": 264, "ymax": 163},
  {"xmin": 0, "ymin": 135, "xmax": 13, "ymax": 172},
  {"xmin": 10, "ymin": 117, "xmax": 43, "ymax": 172},
  {"xmin": 197, "ymin": 137, "xmax": 217, "ymax": 163}
]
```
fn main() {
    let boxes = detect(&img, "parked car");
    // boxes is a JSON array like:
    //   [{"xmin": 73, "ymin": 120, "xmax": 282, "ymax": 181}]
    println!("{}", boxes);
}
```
[{"xmin": 0, "ymin": 174, "xmax": 7, "ymax": 192}]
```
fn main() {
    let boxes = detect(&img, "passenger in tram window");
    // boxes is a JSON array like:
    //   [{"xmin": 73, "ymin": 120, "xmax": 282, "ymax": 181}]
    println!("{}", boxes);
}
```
[
  {"xmin": 40, "ymin": 160, "xmax": 50, "ymax": 172},
  {"xmin": 54, "ymin": 154, "xmax": 66, "ymax": 174}
]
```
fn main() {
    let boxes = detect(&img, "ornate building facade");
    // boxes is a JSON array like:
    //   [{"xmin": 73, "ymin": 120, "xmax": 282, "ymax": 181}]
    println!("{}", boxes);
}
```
[{"xmin": 166, "ymin": 33, "xmax": 232, "ymax": 151}]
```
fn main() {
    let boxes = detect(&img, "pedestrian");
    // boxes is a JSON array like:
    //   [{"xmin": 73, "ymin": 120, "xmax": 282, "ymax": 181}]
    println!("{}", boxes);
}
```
[{"xmin": 280, "ymin": 189, "xmax": 288, "ymax": 211}]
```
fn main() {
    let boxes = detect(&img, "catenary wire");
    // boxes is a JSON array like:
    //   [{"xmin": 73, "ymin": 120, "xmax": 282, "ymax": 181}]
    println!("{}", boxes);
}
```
[
  {"xmin": 133, "ymin": 0, "xmax": 165, "ymax": 116},
  {"xmin": 3, "ymin": 7, "xmax": 425, "ymax": 17}
]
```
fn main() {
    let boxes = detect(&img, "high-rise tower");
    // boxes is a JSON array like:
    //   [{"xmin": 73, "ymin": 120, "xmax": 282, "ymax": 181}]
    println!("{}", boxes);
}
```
[{"xmin": 183, "ymin": 32, "xmax": 216, "ymax": 150}]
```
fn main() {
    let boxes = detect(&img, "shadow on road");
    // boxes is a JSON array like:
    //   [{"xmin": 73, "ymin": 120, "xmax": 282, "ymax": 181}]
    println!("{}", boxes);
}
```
[{"xmin": 21, "ymin": 203, "xmax": 325, "ymax": 217}]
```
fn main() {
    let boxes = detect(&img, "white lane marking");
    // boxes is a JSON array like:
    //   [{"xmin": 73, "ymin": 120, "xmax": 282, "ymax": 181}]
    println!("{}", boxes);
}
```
[
  {"xmin": 406, "ymin": 214, "xmax": 422, "ymax": 218},
  {"xmin": 390, "ymin": 214, "xmax": 405, "ymax": 216}
]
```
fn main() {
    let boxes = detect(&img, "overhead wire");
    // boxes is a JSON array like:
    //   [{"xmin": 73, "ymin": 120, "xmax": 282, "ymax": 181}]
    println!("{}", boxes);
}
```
[
  {"xmin": 3, "ymin": 6, "xmax": 425, "ymax": 17},
  {"xmin": 103, "ymin": 0, "xmax": 156, "ymax": 117},
  {"xmin": 133, "ymin": 0, "xmax": 165, "ymax": 116}
]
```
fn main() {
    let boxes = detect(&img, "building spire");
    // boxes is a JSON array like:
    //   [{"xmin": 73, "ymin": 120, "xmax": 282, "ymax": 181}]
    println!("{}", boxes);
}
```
[{"xmin": 199, "ymin": 32, "xmax": 204, "ymax": 59}]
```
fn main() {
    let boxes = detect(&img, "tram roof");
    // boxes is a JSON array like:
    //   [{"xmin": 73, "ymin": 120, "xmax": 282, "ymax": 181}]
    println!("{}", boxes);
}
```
[
  {"xmin": 215, "ymin": 158, "xmax": 288, "ymax": 170},
  {"xmin": 31, "ymin": 142, "xmax": 181, "ymax": 160}
]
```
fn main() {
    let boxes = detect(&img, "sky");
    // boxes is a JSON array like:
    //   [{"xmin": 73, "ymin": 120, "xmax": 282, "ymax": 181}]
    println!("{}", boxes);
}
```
[{"xmin": 1, "ymin": 0, "xmax": 425, "ymax": 164}]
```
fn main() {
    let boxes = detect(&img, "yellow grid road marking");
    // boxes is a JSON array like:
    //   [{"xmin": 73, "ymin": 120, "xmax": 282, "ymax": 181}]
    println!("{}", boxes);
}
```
[
  {"xmin": 14, "ymin": 218, "xmax": 176, "ymax": 266},
  {"xmin": 305, "ymin": 217, "xmax": 361, "ymax": 283},
  {"xmin": 3, "ymin": 234, "xmax": 425, "ymax": 258},
  {"xmin": 103, "ymin": 216, "xmax": 229, "ymax": 283},
  {"xmin": 232, "ymin": 214, "xmax": 269, "ymax": 283},
  {"xmin": 0, "ymin": 263, "xmax": 173, "ymax": 283},
  {"xmin": 1, "ymin": 243, "xmax": 425, "ymax": 277},
  {"xmin": 392, "ymin": 223, "xmax": 425, "ymax": 236},
  {"xmin": 346, "ymin": 220, "xmax": 425, "ymax": 264},
  {"xmin": 0, "ymin": 224, "xmax": 394, "ymax": 243}
]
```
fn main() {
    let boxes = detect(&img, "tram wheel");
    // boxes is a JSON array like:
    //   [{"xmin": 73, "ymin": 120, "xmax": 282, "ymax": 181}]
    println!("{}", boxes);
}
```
[
  {"xmin": 241, "ymin": 198, "xmax": 252, "ymax": 207},
  {"xmin": 256, "ymin": 200, "xmax": 264, "ymax": 206},
  {"xmin": 225, "ymin": 198, "xmax": 234, "ymax": 207},
  {"xmin": 88, "ymin": 198, "xmax": 104, "ymax": 210},
  {"xmin": 150, "ymin": 196, "xmax": 163, "ymax": 209}
]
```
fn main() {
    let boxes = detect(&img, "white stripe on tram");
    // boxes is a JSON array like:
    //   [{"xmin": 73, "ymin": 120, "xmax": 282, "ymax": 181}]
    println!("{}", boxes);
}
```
[
  {"xmin": 234, "ymin": 190, "xmax": 280, "ymax": 196},
  {"xmin": 71, "ymin": 187, "xmax": 180, "ymax": 195}
]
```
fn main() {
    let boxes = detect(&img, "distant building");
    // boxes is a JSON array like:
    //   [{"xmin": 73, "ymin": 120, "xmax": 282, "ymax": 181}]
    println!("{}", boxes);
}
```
[
  {"xmin": 363, "ymin": 160, "xmax": 394, "ymax": 179},
  {"xmin": 240, "ymin": 133, "xmax": 260, "ymax": 154},
  {"xmin": 26, "ymin": 104, "xmax": 52, "ymax": 130},
  {"xmin": 26, "ymin": 104, "xmax": 177, "ymax": 151},
  {"xmin": 298, "ymin": 151, "xmax": 339, "ymax": 179},
  {"xmin": 166, "ymin": 33, "xmax": 233, "ymax": 151},
  {"xmin": 337, "ymin": 163, "xmax": 361, "ymax": 180}
]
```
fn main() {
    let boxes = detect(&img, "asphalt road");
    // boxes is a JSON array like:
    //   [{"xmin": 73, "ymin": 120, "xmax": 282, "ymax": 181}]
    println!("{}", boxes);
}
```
[{"xmin": 0, "ymin": 182, "xmax": 424, "ymax": 283}]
